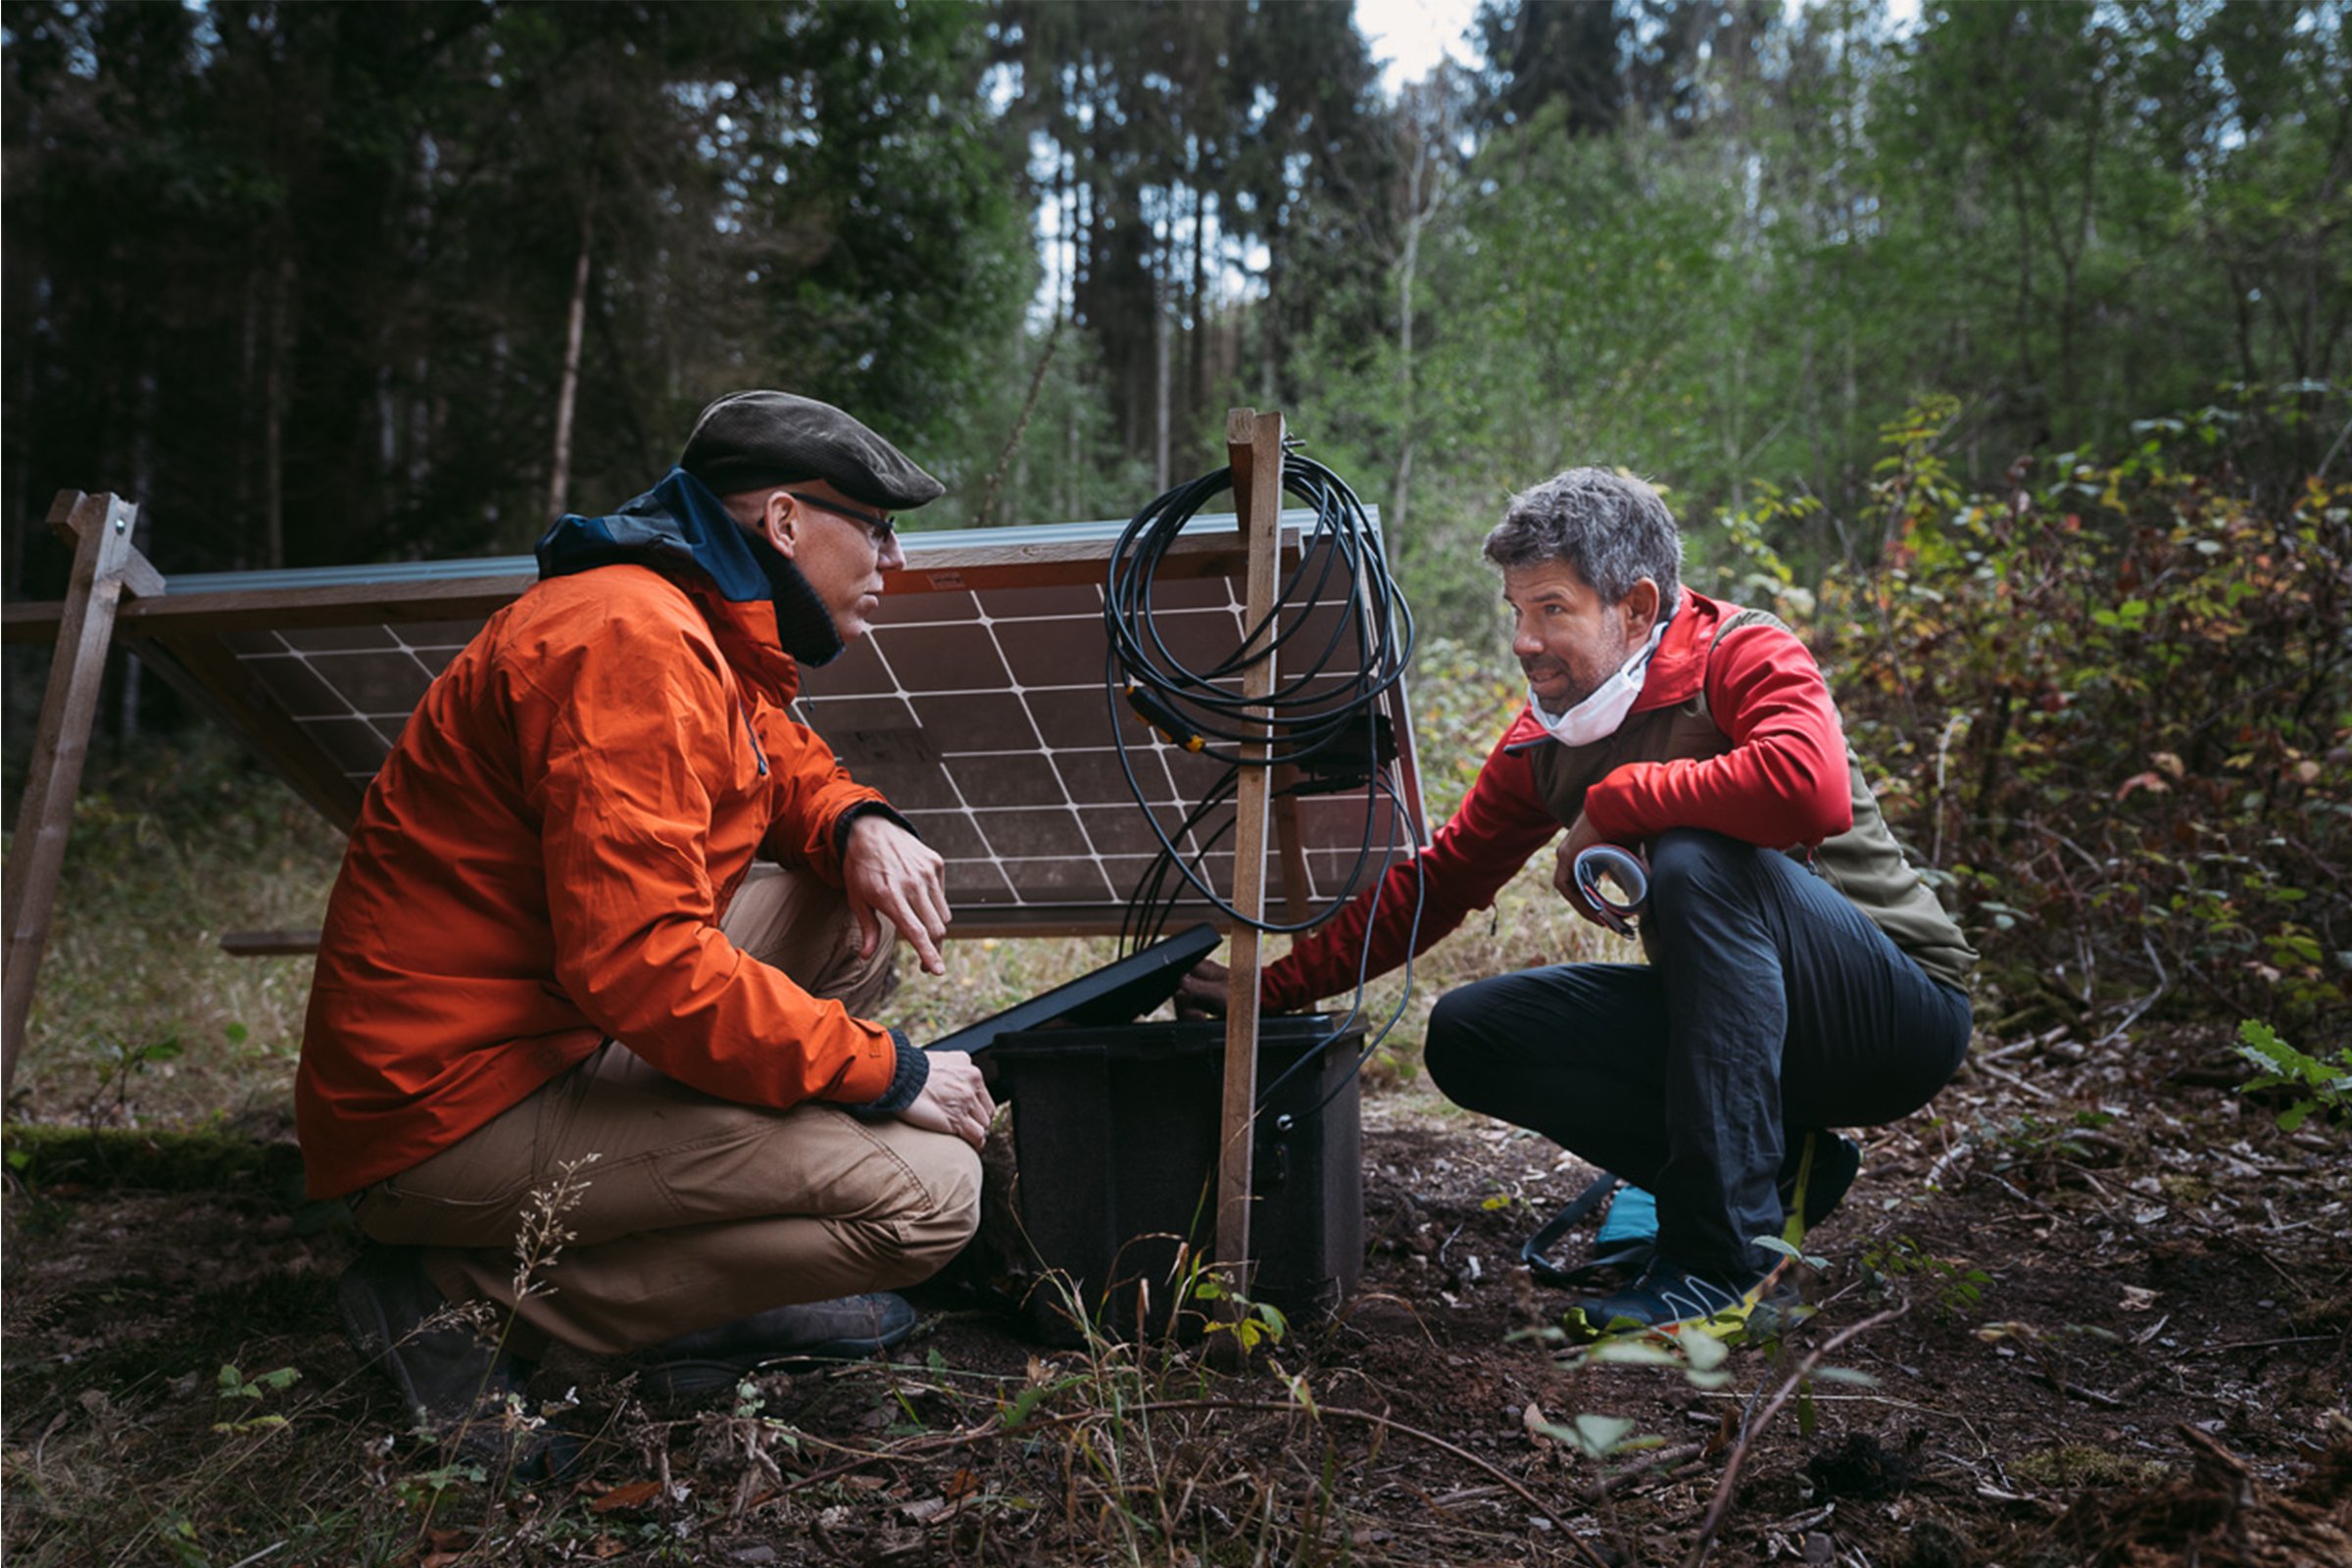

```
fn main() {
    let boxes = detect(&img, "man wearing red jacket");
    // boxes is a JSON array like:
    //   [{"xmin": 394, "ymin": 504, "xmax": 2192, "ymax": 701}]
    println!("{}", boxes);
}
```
[
  {"xmin": 300, "ymin": 392, "xmax": 993, "ymax": 1455},
  {"xmin": 1200, "ymin": 467, "xmax": 1973, "ymax": 1336}
]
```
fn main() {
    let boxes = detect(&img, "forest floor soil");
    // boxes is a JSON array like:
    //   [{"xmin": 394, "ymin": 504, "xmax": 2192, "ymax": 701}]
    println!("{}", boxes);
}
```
[{"xmin": 4, "ymin": 1019, "xmax": 2347, "ymax": 1566}]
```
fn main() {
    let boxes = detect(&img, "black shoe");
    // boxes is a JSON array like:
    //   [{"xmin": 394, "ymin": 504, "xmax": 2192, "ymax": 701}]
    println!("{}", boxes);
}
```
[
  {"xmin": 1563, "ymin": 1259, "xmax": 1801, "ymax": 1343},
  {"xmin": 635, "ymin": 1293, "xmax": 919, "ymax": 1401},
  {"xmin": 338, "ymin": 1246, "xmax": 558, "ymax": 1473},
  {"xmin": 1780, "ymin": 1131, "xmax": 1861, "ymax": 1239}
]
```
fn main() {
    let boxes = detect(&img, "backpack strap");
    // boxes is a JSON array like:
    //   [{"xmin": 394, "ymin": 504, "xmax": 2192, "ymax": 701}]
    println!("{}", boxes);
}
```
[{"xmin": 1521, "ymin": 1170, "xmax": 1626, "ymax": 1288}]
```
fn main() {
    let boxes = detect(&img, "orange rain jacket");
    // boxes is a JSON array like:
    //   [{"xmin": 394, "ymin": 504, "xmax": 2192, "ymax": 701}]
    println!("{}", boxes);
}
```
[{"xmin": 297, "ymin": 472, "xmax": 906, "ymax": 1199}]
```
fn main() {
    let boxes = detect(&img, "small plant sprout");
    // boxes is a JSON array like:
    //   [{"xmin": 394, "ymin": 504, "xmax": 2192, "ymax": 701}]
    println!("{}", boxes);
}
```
[
  {"xmin": 1190, "ymin": 1272, "xmax": 1289, "ymax": 1352},
  {"xmin": 2233, "ymin": 1020, "xmax": 2351, "ymax": 1133},
  {"xmin": 211, "ymin": 1363, "xmax": 300, "ymax": 1435},
  {"xmin": 1534, "ymin": 1411, "xmax": 1658, "ymax": 1460},
  {"xmin": 1580, "ymin": 1324, "xmax": 1737, "ymax": 1391}
]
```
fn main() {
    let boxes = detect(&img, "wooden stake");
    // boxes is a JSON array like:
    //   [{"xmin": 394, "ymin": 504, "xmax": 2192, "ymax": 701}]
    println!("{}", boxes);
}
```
[
  {"xmin": 1213, "ymin": 407, "xmax": 1285, "ymax": 1328},
  {"xmin": 4, "ymin": 492, "xmax": 152, "ymax": 1093}
]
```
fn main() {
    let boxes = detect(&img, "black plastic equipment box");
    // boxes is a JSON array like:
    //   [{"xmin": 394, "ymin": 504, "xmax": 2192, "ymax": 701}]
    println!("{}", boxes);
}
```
[{"xmin": 988, "ymin": 1014, "xmax": 1363, "ymax": 1338}]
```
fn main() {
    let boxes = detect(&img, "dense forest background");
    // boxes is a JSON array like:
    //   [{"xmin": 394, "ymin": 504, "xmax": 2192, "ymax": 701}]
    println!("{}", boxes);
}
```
[{"xmin": 8, "ymin": 0, "xmax": 2342, "ymax": 605}]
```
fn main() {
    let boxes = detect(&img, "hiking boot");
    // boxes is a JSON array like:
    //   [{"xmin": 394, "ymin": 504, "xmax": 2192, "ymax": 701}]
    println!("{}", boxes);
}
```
[
  {"xmin": 338, "ymin": 1246, "xmax": 571, "ymax": 1473},
  {"xmin": 1563, "ymin": 1258, "xmax": 1801, "ymax": 1343},
  {"xmin": 1781, "ymin": 1130, "xmax": 1861, "ymax": 1241},
  {"xmin": 633, "ymin": 1293, "xmax": 919, "ymax": 1400}
]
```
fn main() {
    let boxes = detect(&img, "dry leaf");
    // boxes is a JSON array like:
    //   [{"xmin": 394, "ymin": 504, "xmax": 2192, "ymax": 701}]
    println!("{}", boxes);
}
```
[{"xmin": 592, "ymin": 1479, "xmax": 663, "ymax": 1513}]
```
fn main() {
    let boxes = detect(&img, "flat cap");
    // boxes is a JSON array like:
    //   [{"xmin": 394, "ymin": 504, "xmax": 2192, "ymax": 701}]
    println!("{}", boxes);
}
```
[{"xmin": 680, "ymin": 390, "xmax": 944, "ymax": 511}]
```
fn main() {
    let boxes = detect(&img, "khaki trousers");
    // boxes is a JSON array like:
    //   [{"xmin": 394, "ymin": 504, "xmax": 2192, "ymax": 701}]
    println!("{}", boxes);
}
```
[{"xmin": 351, "ymin": 866, "xmax": 981, "ymax": 1357}]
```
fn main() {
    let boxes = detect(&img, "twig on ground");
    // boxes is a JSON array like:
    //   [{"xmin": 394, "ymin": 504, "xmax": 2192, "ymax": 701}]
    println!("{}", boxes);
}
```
[
  {"xmin": 1987, "ymin": 1173, "xmax": 2060, "ymax": 1217},
  {"xmin": 2026, "ymin": 1367, "xmax": 2125, "ymax": 1409},
  {"xmin": 2092, "ymin": 937, "xmax": 2170, "ymax": 1048},
  {"xmin": 1975, "ymin": 1059, "xmax": 2058, "ymax": 1102},
  {"xmin": 1595, "ymin": 1440, "xmax": 1707, "ymax": 1497},
  {"xmin": 2184, "ymin": 1334, "xmax": 2341, "ymax": 1355},
  {"xmin": 1681, "ymin": 1305, "xmax": 1908, "ymax": 1568},
  {"xmin": 1924, "ymin": 1135, "xmax": 1973, "ymax": 1192}
]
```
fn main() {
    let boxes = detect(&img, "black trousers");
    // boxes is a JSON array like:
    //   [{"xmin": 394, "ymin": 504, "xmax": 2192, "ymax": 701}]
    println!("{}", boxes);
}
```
[{"xmin": 1425, "ymin": 828, "xmax": 1971, "ymax": 1279}]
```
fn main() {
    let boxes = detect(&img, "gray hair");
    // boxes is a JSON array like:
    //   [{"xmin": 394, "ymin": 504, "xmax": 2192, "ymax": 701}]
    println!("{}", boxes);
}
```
[{"xmin": 1483, "ymin": 467, "xmax": 1683, "ymax": 618}]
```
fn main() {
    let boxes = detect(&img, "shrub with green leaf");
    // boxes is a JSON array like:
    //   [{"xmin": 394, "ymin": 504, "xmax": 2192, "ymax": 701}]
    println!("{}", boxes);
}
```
[
  {"xmin": 2233, "ymin": 1019, "xmax": 2352, "ymax": 1133},
  {"xmin": 1804, "ymin": 389, "xmax": 2351, "ymax": 1034}
]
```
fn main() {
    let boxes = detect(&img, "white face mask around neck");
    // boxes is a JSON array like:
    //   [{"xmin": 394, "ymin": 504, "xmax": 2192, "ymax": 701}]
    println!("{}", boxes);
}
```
[{"xmin": 1527, "ymin": 607, "xmax": 1673, "ymax": 748}]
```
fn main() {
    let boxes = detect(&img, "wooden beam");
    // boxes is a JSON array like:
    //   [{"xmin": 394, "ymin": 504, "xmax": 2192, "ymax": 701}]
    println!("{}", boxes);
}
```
[
  {"xmin": 1212, "ymin": 408, "xmax": 1286, "ymax": 1323},
  {"xmin": 1, "ymin": 522, "xmax": 1318, "ymax": 646},
  {"xmin": 220, "ymin": 929, "xmax": 324, "ymax": 956},
  {"xmin": 4, "ymin": 492, "xmax": 146, "ymax": 1093},
  {"xmin": 47, "ymin": 489, "xmax": 166, "ymax": 599}
]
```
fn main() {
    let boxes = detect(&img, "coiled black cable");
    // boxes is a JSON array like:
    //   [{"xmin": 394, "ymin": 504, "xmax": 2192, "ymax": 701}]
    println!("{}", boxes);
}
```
[
  {"xmin": 1101, "ymin": 445, "xmax": 1426, "ymax": 1117},
  {"xmin": 1103, "ymin": 447, "xmax": 1415, "ymax": 942}
]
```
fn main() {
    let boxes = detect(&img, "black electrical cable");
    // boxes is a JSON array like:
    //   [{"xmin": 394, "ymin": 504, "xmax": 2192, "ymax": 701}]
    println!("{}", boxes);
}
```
[
  {"xmin": 1100, "ymin": 443, "xmax": 1428, "ymax": 1121},
  {"xmin": 1103, "ymin": 447, "xmax": 1415, "ymax": 941},
  {"xmin": 1249, "ymin": 765, "xmax": 1429, "ymax": 1120}
]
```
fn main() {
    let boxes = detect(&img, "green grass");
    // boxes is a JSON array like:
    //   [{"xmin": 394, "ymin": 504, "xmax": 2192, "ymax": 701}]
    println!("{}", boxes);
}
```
[{"xmin": 6, "ymin": 738, "xmax": 344, "ymax": 1132}]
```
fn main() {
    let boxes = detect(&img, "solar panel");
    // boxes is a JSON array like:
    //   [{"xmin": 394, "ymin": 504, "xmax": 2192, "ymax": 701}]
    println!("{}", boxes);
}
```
[{"xmin": 27, "ymin": 512, "xmax": 1425, "ymax": 936}]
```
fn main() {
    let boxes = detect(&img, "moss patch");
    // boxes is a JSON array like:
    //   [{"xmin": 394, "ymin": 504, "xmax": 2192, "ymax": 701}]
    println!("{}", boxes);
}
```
[{"xmin": 2013, "ymin": 1445, "xmax": 2173, "ymax": 1490}]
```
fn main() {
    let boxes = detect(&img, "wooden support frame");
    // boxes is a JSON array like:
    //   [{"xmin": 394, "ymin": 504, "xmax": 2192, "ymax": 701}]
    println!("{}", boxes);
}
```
[
  {"xmin": 1212, "ymin": 408, "xmax": 1288, "ymax": 1316},
  {"xmin": 4, "ymin": 492, "xmax": 161, "ymax": 1094}
]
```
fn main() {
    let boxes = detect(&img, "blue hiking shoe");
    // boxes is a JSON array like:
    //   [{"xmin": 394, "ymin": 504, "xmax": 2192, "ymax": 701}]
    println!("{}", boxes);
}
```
[
  {"xmin": 1560, "ymin": 1134, "xmax": 1860, "ymax": 1285},
  {"xmin": 1563, "ymin": 1258, "xmax": 1802, "ymax": 1342}
]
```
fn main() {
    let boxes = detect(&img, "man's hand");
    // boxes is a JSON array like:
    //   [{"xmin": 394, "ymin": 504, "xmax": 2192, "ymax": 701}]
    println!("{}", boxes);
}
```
[
  {"xmin": 1552, "ymin": 813, "xmax": 1611, "ymax": 926},
  {"xmin": 844, "ymin": 813, "xmax": 951, "ymax": 975},
  {"xmin": 1173, "ymin": 957, "xmax": 1230, "ymax": 1020},
  {"xmin": 898, "ymin": 1049, "xmax": 995, "ymax": 1151}
]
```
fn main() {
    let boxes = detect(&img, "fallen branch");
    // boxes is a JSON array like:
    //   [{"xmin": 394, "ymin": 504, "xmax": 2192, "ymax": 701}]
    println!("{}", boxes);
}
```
[
  {"xmin": 1596, "ymin": 1440, "xmax": 1708, "ymax": 1497},
  {"xmin": 1682, "ymin": 1306, "xmax": 1908, "ymax": 1568},
  {"xmin": 2092, "ymin": 936, "xmax": 2170, "ymax": 1048}
]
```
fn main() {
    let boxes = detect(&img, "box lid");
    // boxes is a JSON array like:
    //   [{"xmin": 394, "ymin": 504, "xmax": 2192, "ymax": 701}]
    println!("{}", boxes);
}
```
[{"xmin": 926, "ymin": 922, "xmax": 1219, "ymax": 1057}]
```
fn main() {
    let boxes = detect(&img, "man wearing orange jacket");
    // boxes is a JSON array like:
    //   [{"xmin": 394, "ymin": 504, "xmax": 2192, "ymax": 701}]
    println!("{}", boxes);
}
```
[
  {"xmin": 1190, "ymin": 468, "xmax": 1974, "ymax": 1338},
  {"xmin": 299, "ymin": 392, "xmax": 992, "ymax": 1453}
]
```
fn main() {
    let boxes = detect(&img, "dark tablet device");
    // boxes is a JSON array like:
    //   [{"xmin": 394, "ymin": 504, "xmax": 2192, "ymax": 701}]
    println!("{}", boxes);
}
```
[{"xmin": 927, "ymin": 922, "xmax": 1221, "ymax": 1057}]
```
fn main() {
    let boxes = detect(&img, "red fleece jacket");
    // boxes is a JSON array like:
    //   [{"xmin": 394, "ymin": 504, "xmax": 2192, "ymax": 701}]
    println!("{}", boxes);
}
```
[{"xmin": 1264, "ymin": 591, "xmax": 1850, "ymax": 1011}]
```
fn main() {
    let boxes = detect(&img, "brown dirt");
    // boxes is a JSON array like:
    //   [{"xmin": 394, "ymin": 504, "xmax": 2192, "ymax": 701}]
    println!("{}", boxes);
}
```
[{"xmin": 4, "ymin": 1020, "xmax": 2347, "ymax": 1566}]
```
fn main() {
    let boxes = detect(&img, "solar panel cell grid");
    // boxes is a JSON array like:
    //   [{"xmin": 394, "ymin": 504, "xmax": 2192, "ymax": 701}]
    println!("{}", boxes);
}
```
[{"xmin": 159, "ymin": 514, "xmax": 1419, "ymax": 932}]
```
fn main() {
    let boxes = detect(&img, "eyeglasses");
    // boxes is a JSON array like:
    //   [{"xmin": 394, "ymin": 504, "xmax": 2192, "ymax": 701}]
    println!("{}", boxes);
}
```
[{"xmin": 786, "ymin": 491, "xmax": 897, "ymax": 548}]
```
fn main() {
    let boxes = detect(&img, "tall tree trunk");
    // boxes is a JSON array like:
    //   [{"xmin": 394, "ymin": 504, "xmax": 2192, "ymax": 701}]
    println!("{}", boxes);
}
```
[
  {"xmin": 122, "ymin": 366, "xmax": 158, "ymax": 741},
  {"xmin": 1392, "ymin": 207, "xmax": 1419, "ymax": 538},
  {"xmin": 1153, "ymin": 252, "xmax": 1171, "ymax": 491},
  {"xmin": 264, "ymin": 250, "xmax": 297, "ymax": 571},
  {"xmin": 548, "ymin": 203, "xmax": 595, "ymax": 525},
  {"xmin": 235, "ymin": 259, "xmax": 261, "ymax": 569},
  {"xmin": 1188, "ymin": 159, "xmax": 1208, "ymax": 413}
]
